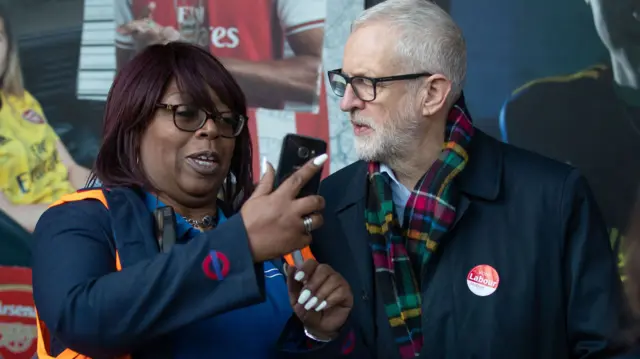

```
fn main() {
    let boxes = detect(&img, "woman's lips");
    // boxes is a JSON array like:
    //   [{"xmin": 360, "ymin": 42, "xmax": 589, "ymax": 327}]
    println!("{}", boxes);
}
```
[{"xmin": 186, "ymin": 157, "xmax": 219, "ymax": 175}]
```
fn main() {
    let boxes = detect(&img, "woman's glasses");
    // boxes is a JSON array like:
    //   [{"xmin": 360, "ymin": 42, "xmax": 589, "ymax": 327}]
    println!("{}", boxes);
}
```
[{"xmin": 156, "ymin": 103, "xmax": 246, "ymax": 138}]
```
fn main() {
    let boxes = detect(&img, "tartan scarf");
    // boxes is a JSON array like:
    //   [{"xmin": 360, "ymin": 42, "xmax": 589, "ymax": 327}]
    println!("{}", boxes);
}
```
[{"xmin": 364, "ymin": 95, "xmax": 474, "ymax": 358}]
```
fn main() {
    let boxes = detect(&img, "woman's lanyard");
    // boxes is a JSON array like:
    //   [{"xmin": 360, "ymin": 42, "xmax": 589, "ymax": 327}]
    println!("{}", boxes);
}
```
[{"xmin": 155, "ymin": 206, "xmax": 177, "ymax": 253}]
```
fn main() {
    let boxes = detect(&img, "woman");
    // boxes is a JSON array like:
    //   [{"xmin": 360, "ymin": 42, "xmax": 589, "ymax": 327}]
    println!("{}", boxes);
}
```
[
  {"xmin": 31, "ymin": 42, "xmax": 353, "ymax": 359},
  {"xmin": 0, "ymin": 6, "xmax": 91, "ymax": 233}
]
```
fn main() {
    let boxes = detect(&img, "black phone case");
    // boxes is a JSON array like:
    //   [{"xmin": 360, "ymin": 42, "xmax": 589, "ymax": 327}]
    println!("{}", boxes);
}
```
[{"xmin": 274, "ymin": 134, "xmax": 327, "ymax": 198}]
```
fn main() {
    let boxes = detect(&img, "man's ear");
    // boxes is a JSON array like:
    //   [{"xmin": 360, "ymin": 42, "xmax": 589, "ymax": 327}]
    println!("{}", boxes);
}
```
[{"xmin": 420, "ymin": 74, "xmax": 451, "ymax": 117}]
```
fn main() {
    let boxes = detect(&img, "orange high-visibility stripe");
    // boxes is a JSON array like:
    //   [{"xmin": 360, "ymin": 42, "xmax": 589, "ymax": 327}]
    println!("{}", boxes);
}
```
[
  {"xmin": 36, "ymin": 314, "xmax": 79, "ymax": 359},
  {"xmin": 115, "ymin": 251, "xmax": 122, "ymax": 271},
  {"xmin": 49, "ymin": 189, "xmax": 108, "ymax": 209},
  {"xmin": 284, "ymin": 246, "xmax": 315, "ymax": 267},
  {"xmin": 37, "ymin": 189, "xmax": 130, "ymax": 358}
]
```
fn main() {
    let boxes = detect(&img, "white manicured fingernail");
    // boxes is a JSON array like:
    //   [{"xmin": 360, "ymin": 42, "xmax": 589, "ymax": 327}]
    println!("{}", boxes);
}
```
[
  {"xmin": 312, "ymin": 154, "xmax": 328, "ymax": 166},
  {"xmin": 260, "ymin": 157, "xmax": 268, "ymax": 177},
  {"xmin": 315, "ymin": 300, "xmax": 327, "ymax": 312},
  {"xmin": 304, "ymin": 296, "xmax": 318, "ymax": 310},
  {"xmin": 294, "ymin": 271, "xmax": 305, "ymax": 282},
  {"xmin": 297, "ymin": 289, "xmax": 311, "ymax": 305}
]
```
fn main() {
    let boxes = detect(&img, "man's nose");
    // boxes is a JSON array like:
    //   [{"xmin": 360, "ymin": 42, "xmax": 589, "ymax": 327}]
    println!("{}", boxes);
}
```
[{"xmin": 339, "ymin": 85, "xmax": 365, "ymax": 112}]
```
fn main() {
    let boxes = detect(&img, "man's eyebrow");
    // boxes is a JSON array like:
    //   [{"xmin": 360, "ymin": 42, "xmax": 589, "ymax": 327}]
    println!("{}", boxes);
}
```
[{"xmin": 344, "ymin": 70, "xmax": 376, "ymax": 77}]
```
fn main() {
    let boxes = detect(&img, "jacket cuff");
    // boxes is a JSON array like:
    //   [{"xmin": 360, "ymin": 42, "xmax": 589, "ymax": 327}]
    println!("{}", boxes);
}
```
[{"xmin": 277, "ymin": 315, "xmax": 356, "ymax": 356}]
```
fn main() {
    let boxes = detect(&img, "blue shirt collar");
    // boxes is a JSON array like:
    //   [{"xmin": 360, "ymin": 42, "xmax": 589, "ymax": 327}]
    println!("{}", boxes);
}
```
[
  {"xmin": 380, "ymin": 164, "xmax": 411, "ymax": 195},
  {"xmin": 143, "ymin": 192, "xmax": 226, "ymax": 238}
]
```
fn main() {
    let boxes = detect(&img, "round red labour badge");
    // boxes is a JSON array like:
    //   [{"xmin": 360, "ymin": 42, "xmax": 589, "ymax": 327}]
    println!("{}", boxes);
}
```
[
  {"xmin": 0, "ymin": 266, "xmax": 37, "ymax": 359},
  {"xmin": 466, "ymin": 264, "xmax": 500, "ymax": 297}
]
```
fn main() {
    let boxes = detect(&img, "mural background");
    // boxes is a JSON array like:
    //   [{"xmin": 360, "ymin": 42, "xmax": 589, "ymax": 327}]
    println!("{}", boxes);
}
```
[
  {"xmin": 0, "ymin": 0, "xmax": 636, "ymax": 356},
  {"xmin": 2, "ymin": 0, "xmax": 637, "ymax": 273}
]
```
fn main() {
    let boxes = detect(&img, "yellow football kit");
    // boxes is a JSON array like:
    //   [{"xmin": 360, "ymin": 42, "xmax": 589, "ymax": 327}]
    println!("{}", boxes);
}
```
[{"xmin": 0, "ymin": 90, "xmax": 75, "ymax": 205}]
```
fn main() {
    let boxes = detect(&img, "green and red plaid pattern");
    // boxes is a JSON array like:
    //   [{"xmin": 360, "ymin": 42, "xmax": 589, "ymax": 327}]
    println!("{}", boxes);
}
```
[{"xmin": 364, "ymin": 95, "xmax": 474, "ymax": 358}]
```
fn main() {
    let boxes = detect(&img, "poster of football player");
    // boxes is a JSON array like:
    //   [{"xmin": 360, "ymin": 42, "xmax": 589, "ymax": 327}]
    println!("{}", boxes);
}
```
[
  {"xmin": 499, "ymin": 0, "xmax": 640, "ymax": 252},
  {"xmin": 114, "ymin": 0, "xmax": 325, "ymax": 112},
  {"xmin": 78, "ymin": 0, "xmax": 330, "ymax": 177}
]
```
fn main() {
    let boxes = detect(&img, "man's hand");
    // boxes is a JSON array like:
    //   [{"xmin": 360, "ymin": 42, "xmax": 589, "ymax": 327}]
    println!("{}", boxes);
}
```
[{"xmin": 286, "ymin": 259, "xmax": 353, "ymax": 339}]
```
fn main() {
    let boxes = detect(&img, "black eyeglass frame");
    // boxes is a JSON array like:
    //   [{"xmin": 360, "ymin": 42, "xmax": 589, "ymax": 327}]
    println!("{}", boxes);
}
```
[
  {"xmin": 327, "ymin": 68, "xmax": 433, "ymax": 102},
  {"xmin": 155, "ymin": 103, "xmax": 247, "ymax": 138}
]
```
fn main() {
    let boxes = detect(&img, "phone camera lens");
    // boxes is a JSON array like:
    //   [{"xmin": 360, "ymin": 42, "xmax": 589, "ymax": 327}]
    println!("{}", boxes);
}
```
[{"xmin": 298, "ymin": 147, "xmax": 310, "ymax": 159}]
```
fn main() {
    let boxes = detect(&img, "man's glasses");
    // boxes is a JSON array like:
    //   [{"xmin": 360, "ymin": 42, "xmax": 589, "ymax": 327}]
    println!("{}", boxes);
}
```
[
  {"xmin": 156, "ymin": 103, "xmax": 246, "ymax": 138},
  {"xmin": 327, "ymin": 69, "xmax": 432, "ymax": 102}
]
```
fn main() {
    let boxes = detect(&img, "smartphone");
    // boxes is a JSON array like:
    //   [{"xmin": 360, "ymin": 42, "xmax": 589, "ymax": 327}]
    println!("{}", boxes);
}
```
[
  {"xmin": 274, "ymin": 134, "xmax": 327, "ymax": 198},
  {"xmin": 275, "ymin": 134, "xmax": 327, "ymax": 267}
]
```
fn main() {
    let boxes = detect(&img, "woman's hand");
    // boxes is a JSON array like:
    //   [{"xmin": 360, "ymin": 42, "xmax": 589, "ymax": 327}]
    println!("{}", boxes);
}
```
[
  {"xmin": 240, "ymin": 154, "xmax": 328, "ymax": 263},
  {"xmin": 286, "ymin": 260, "xmax": 353, "ymax": 339}
]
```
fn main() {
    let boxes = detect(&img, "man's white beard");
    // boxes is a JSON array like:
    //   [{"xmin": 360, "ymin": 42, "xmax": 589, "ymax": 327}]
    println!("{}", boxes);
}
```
[{"xmin": 352, "ymin": 97, "xmax": 420, "ymax": 163}]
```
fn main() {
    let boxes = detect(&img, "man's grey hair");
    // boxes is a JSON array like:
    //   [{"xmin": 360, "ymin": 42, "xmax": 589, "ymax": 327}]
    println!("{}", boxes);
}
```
[{"xmin": 353, "ymin": 0, "xmax": 467, "ymax": 101}]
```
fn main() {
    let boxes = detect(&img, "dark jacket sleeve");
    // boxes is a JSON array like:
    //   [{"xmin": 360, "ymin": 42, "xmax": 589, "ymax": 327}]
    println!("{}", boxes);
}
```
[
  {"xmin": 561, "ymin": 170, "xmax": 627, "ymax": 358},
  {"xmin": 32, "ymin": 200, "xmax": 264, "ymax": 357},
  {"xmin": 277, "ymin": 315, "xmax": 357, "ymax": 358}
]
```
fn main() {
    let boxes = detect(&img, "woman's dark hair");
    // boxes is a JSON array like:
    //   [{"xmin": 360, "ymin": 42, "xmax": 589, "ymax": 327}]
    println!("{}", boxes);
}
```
[{"xmin": 89, "ymin": 42, "xmax": 254, "ymax": 209}]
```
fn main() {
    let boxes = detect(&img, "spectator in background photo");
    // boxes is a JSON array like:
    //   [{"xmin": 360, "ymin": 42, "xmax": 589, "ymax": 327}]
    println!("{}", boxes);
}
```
[
  {"xmin": 114, "ymin": 0, "xmax": 326, "ymax": 111},
  {"xmin": 499, "ymin": 0, "xmax": 640, "ymax": 256},
  {"xmin": 0, "ymin": 6, "xmax": 90, "ymax": 233}
]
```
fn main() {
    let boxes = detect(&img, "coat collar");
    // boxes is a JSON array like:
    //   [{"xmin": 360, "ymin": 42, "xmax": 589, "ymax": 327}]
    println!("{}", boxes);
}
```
[{"xmin": 333, "ymin": 129, "xmax": 503, "ymax": 213}]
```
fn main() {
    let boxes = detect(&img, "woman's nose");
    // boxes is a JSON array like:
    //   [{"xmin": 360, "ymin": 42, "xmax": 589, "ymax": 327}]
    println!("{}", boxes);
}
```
[{"xmin": 196, "ymin": 117, "xmax": 220, "ymax": 138}]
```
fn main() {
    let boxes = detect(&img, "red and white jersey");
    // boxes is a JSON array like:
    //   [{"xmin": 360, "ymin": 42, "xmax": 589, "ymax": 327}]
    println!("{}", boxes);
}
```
[
  {"xmin": 114, "ymin": 0, "xmax": 330, "ymax": 179},
  {"xmin": 115, "ymin": 0, "xmax": 325, "ymax": 61}
]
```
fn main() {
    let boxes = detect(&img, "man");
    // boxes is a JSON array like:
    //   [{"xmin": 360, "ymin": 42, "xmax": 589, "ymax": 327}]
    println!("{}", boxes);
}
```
[
  {"xmin": 499, "ymin": 0, "xmax": 640, "ymax": 258},
  {"xmin": 311, "ymin": 0, "xmax": 625, "ymax": 358},
  {"xmin": 114, "ymin": 0, "xmax": 325, "ymax": 111},
  {"xmin": 366, "ymin": 0, "xmax": 451, "ymax": 12}
]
